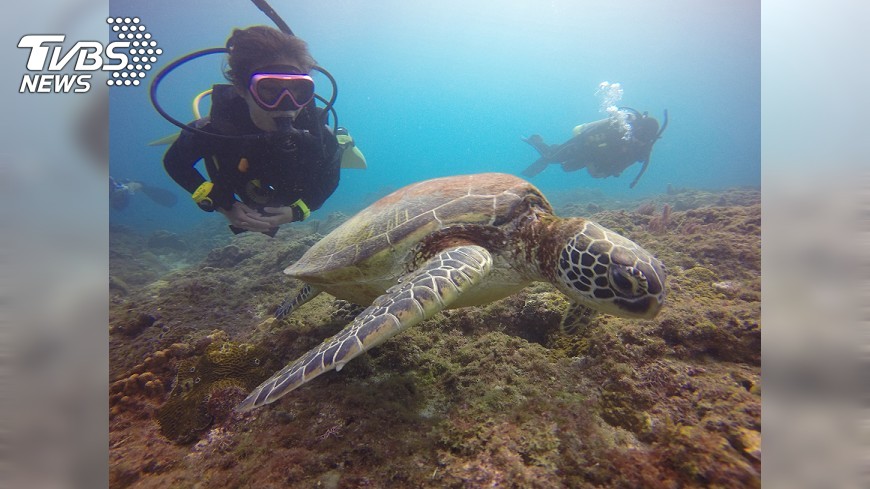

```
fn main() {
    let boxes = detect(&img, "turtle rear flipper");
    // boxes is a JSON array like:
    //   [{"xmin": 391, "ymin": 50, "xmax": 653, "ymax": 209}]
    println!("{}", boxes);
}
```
[
  {"xmin": 237, "ymin": 245, "xmax": 494, "ymax": 412},
  {"xmin": 275, "ymin": 284, "xmax": 322, "ymax": 319}
]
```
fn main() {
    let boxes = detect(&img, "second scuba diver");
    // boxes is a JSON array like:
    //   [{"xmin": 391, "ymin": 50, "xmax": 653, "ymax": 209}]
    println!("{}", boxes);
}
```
[
  {"xmin": 163, "ymin": 26, "xmax": 342, "ymax": 236},
  {"xmin": 110, "ymin": 176, "xmax": 178, "ymax": 211},
  {"xmin": 521, "ymin": 108, "xmax": 668, "ymax": 188}
]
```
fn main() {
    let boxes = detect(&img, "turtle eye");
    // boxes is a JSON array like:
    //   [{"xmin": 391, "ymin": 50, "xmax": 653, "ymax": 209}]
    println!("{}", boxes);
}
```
[{"xmin": 610, "ymin": 266, "xmax": 647, "ymax": 298}]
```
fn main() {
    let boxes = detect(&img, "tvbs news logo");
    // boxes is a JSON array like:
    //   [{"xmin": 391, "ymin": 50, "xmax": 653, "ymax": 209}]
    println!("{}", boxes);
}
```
[{"xmin": 18, "ymin": 16, "xmax": 161, "ymax": 94}]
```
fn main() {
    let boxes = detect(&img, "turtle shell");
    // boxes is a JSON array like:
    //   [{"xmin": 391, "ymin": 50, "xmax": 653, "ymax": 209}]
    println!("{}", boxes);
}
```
[{"xmin": 284, "ymin": 173, "xmax": 552, "ymax": 301}]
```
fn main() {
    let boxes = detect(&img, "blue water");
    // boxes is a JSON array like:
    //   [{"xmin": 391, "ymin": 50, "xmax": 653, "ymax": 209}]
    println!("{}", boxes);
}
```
[{"xmin": 109, "ymin": 0, "xmax": 759, "ymax": 234}]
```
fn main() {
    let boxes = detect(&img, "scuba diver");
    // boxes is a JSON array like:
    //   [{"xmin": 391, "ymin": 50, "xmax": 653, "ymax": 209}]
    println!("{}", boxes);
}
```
[
  {"xmin": 521, "ymin": 108, "xmax": 668, "ymax": 188},
  {"xmin": 110, "ymin": 176, "xmax": 178, "ymax": 211},
  {"xmin": 156, "ymin": 22, "xmax": 365, "ymax": 237}
]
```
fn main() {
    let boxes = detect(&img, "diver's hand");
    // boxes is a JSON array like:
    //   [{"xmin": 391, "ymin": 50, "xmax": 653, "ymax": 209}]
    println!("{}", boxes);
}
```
[
  {"xmin": 261, "ymin": 206, "xmax": 301, "ymax": 226},
  {"xmin": 218, "ymin": 202, "xmax": 273, "ymax": 232}
]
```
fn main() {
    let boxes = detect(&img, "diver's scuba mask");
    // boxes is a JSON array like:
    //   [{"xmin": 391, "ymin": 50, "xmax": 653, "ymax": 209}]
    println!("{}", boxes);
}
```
[{"xmin": 249, "ymin": 73, "xmax": 315, "ymax": 112}]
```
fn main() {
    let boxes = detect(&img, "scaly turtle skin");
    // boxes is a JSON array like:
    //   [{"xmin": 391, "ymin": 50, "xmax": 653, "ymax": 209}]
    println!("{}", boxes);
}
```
[{"xmin": 237, "ymin": 173, "xmax": 665, "ymax": 412}]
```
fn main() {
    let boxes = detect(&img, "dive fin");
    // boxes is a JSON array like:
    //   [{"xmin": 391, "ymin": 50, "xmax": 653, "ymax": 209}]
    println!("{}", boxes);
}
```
[
  {"xmin": 147, "ymin": 133, "xmax": 180, "ymax": 146},
  {"xmin": 139, "ymin": 184, "xmax": 178, "ymax": 207},
  {"xmin": 521, "ymin": 157, "xmax": 552, "ymax": 178},
  {"xmin": 336, "ymin": 131, "xmax": 367, "ymax": 169},
  {"xmin": 521, "ymin": 134, "xmax": 553, "ymax": 156}
]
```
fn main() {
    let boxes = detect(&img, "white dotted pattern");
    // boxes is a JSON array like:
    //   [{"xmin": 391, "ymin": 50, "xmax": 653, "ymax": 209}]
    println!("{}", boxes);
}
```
[{"xmin": 105, "ymin": 16, "xmax": 159, "ymax": 87}]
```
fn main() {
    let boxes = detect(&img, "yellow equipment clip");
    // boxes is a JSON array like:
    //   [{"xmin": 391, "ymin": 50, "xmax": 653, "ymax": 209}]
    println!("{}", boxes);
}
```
[
  {"xmin": 192, "ymin": 181, "xmax": 214, "ymax": 203},
  {"xmin": 290, "ymin": 199, "xmax": 310, "ymax": 221}
]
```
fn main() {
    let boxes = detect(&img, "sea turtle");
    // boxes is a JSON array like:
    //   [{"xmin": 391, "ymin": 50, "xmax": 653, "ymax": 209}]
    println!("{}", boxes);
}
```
[{"xmin": 237, "ymin": 173, "xmax": 665, "ymax": 412}]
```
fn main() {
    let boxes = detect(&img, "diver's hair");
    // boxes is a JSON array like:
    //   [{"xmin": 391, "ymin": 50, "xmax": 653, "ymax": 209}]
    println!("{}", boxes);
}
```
[{"xmin": 224, "ymin": 25, "xmax": 316, "ymax": 89}]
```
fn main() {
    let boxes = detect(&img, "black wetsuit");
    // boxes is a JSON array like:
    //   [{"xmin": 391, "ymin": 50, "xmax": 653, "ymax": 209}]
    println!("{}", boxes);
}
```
[
  {"xmin": 522, "ymin": 112, "xmax": 662, "ymax": 188},
  {"xmin": 163, "ymin": 84, "xmax": 340, "ymax": 219}
]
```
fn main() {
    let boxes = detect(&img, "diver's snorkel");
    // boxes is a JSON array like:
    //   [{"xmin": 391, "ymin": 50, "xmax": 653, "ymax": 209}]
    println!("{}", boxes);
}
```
[
  {"xmin": 619, "ymin": 106, "xmax": 668, "ymax": 141},
  {"xmin": 626, "ymin": 108, "xmax": 668, "ymax": 189},
  {"xmin": 656, "ymin": 110, "xmax": 669, "ymax": 139},
  {"xmin": 251, "ymin": 0, "xmax": 294, "ymax": 36}
]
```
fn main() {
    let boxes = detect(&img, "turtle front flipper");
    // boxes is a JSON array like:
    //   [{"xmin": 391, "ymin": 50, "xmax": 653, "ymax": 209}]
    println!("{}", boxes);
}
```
[
  {"xmin": 237, "ymin": 245, "xmax": 494, "ymax": 412},
  {"xmin": 275, "ymin": 284, "xmax": 322, "ymax": 319},
  {"xmin": 560, "ymin": 302, "xmax": 599, "ymax": 335}
]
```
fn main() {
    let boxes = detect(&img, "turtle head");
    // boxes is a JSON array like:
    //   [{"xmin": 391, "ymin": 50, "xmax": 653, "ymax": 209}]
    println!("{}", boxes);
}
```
[{"xmin": 553, "ymin": 220, "xmax": 666, "ymax": 319}]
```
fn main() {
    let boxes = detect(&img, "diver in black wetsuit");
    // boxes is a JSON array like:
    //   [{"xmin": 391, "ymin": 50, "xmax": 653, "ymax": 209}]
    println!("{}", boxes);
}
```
[
  {"xmin": 163, "ymin": 26, "xmax": 340, "ymax": 236},
  {"xmin": 521, "ymin": 108, "xmax": 667, "ymax": 188},
  {"xmin": 110, "ymin": 176, "xmax": 178, "ymax": 211}
]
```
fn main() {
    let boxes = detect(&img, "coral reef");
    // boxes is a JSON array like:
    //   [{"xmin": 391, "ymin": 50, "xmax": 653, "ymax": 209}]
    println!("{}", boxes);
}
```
[
  {"xmin": 156, "ymin": 340, "xmax": 276, "ymax": 443},
  {"xmin": 647, "ymin": 203, "xmax": 672, "ymax": 234},
  {"xmin": 146, "ymin": 230, "xmax": 189, "ymax": 252},
  {"xmin": 109, "ymin": 186, "xmax": 760, "ymax": 488}
]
